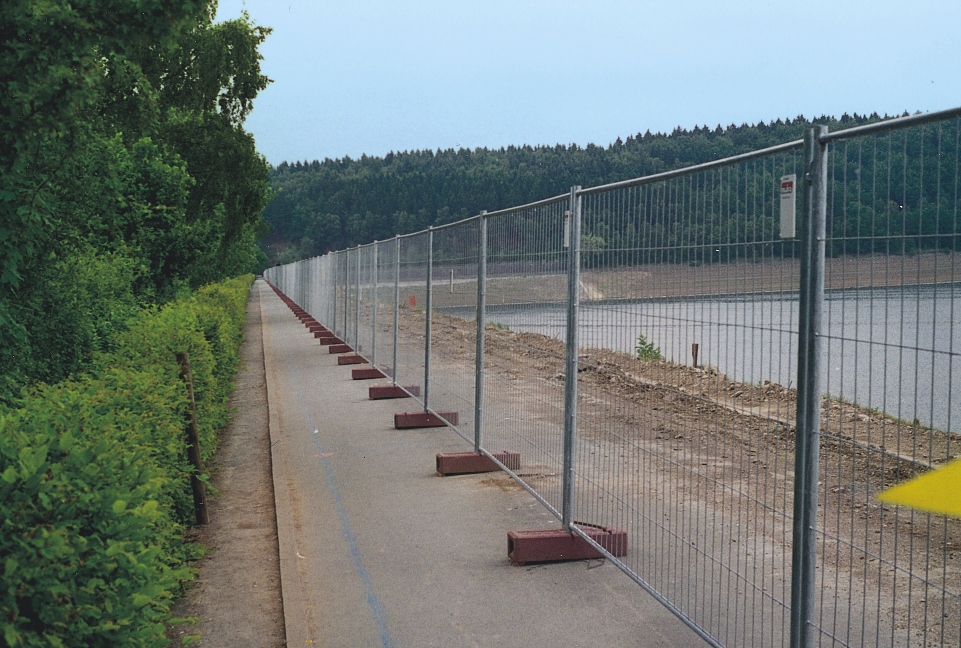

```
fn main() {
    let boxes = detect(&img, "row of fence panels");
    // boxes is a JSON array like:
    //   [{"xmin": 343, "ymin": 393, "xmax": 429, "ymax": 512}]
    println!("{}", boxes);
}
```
[{"xmin": 264, "ymin": 109, "xmax": 961, "ymax": 648}]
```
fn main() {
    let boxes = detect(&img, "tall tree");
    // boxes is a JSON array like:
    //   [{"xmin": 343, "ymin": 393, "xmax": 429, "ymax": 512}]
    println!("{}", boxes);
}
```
[{"xmin": 0, "ymin": 0, "xmax": 272, "ymax": 396}]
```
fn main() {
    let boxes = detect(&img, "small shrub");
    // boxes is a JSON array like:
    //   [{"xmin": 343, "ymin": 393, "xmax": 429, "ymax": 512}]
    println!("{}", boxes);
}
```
[{"xmin": 635, "ymin": 332, "xmax": 662, "ymax": 361}]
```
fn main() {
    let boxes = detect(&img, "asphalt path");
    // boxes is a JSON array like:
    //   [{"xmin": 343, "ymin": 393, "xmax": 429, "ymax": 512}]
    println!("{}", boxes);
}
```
[{"xmin": 257, "ymin": 280, "xmax": 701, "ymax": 647}]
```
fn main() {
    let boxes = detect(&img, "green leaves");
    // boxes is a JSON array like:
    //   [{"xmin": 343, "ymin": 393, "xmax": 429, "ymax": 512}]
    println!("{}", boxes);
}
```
[
  {"xmin": 0, "ymin": 274, "xmax": 252, "ymax": 647},
  {"xmin": 635, "ymin": 333, "xmax": 663, "ymax": 362},
  {"xmin": 0, "ymin": 1, "xmax": 271, "ymax": 397}
]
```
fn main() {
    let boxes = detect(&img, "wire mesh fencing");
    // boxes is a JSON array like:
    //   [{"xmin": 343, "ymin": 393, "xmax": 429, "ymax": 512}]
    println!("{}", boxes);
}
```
[
  {"xmin": 263, "ymin": 107, "xmax": 961, "ymax": 648},
  {"xmin": 479, "ymin": 196, "xmax": 571, "ymax": 515},
  {"xmin": 371, "ymin": 239, "xmax": 397, "ymax": 381},
  {"xmin": 570, "ymin": 144, "xmax": 803, "ymax": 647},
  {"xmin": 420, "ymin": 221, "xmax": 481, "ymax": 439},
  {"xmin": 392, "ymin": 232, "xmax": 429, "ymax": 405},
  {"xmin": 811, "ymin": 116, "xmax": 961, "ymax": 648},
  {"xmin": 354, "ymin": 244, "xmax": 374, "ymax": 362}
]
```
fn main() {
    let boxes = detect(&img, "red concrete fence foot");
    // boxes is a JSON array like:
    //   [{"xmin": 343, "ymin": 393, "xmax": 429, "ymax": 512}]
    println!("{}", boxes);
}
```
[
  {"xmin": 507, "ymin": 526, "xmax": 628, "ymax": 564},
  {"xmin": 337, "ymin": 354, "xmax": 366, "ymax": 365},
  {"xmin": 328, "ymin": 344, "xmax": 352, "ymax": 354},
  {"xmin": 436, "ymin": 450, "xmax": 520, "ymax": 476},
  {"xmin": 352, "ymin": 367, "xmax": 386, "ymax": 380},
  {"xmin": 368, "ymin": 385, "xmax": 420, "ymax": 400},
  {"xmin": 394, "ymin": 410, "xmax": 458, "ymax": 429}
]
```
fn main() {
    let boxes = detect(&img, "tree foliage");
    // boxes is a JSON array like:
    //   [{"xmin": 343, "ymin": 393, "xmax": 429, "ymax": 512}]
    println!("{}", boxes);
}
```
[{"xmin": 0, "ymin": 1, "xmax": 271, "ymax": 397}]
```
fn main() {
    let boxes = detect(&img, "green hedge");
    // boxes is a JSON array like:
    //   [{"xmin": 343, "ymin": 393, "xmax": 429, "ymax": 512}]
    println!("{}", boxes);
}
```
[{"xmin": 1, "ymin": 274, "xmax": 253, "ymax": 647}]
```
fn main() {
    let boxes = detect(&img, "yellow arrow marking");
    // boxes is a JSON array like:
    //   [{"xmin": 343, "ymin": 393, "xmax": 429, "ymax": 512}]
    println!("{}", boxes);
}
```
[{"xmin": 876, "ymin": 458, "xmax": 961, "ymax": 518}]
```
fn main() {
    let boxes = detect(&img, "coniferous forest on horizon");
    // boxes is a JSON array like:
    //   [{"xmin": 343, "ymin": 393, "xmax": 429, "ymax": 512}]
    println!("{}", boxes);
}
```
[{"xmin": 261, "ymin": 110, "xmax": 961, "ymax": 267}]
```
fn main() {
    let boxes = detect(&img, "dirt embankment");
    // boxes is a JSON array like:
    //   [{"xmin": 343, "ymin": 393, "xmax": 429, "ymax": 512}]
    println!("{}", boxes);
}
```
[
  {"xmin": 421, "ymin": 251, "xmax": 961, "ymax": 310},
  {"xmin": 421, "ymin": 304, "xmax": 961, "ymax": 646}
]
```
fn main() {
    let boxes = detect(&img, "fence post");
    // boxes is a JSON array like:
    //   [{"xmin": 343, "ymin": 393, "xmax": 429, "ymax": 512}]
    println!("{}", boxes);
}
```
[
  {"xmin": 372, "ymin": 243, "xmax": 378, "ymax": 366},
  {"xmin": 424, "ymin": 227, "xmax": 434, "ymax": 411},
  {"xmin": 393, "ymin": 236, "xmax": 400, "ymax": 385},
  {"xmin": 474, "ymin": 212, "xmax": 488, "ymax": 454},
  {"xmin": 562, "ymin": 186, "xmax": 582, "ymax": 531},
  {"xmin": 790, "ymin": 125, "xmax": 828, "ymax": 648},
  {"xmin": 176, "ymin": 351, "xmax": 209, "ymax": 526}
]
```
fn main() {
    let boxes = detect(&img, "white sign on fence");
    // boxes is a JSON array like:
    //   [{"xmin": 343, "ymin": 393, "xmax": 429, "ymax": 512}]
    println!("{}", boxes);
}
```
[{"xmin": 779, "ymin": 174, "xmax": 796, "ymax": 239}]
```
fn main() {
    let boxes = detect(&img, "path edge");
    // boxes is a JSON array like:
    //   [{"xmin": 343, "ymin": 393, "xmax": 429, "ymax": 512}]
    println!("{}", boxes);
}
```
[{"xmin": 259, "ymin": 280, "xmax": 310, "ymax": 646}]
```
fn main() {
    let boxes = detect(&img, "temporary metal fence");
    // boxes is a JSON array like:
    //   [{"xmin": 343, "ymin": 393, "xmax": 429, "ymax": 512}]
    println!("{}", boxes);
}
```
[{"xmin": 264, "ymin": 107, "xmax": 961, "ymax": 648}]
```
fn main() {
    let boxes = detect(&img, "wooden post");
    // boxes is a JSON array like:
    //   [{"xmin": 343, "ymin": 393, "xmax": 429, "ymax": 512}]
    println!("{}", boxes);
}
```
[
  {"xmin": 691, "ymin": 342, "xmax": 699, "ymax": 368},
  {"xmin": 177, "ymin": 352, "xmax": 210, "ymax": 525}
]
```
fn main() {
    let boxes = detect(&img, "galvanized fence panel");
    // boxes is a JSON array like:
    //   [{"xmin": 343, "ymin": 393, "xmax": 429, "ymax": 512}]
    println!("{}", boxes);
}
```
[
  {"xmin": 336, "ymin": 249, "xmax": 351, "ymax": 343},
  {"xmin": 395, "ymin": 233, "xmax": 429, "ymax": 405},
  {"xmin": 480, "ymin": 196, "xmax": 571, "ymax": 517},
  {"xmin": 571, "ymin": 147, "xmax": 802, "ymax": 647},
  {"xmin": 319, "ymin": 254, "xmax": 335, "ymax": 329},
  {"xmin": 304, "ymin": 257, "xmax": 316, "ymax": 319},
  {"xmin": 264, "ymin": 108, "xmax": 961, "ymax": 648},
  {"xmin": 336, "ymin": 250, "xmax": 348, "ymax": 340},
  {"xmin": 812, "ymin": 117, "xmax": 961, "ymax": 648},
  {"xmin": 354, "ymin": 244, "xmax": 375, "ymax": 361},
  {"xmin": 332, "ymin": 253, "xmax": 346, "ymax": 338},
  {"xmin": 425, "ymin": 220, "xmax": 481, "ymax": 438},
  {"xmin": 371, "ymin": 240, "xmax": 398, "ymax": 381}
]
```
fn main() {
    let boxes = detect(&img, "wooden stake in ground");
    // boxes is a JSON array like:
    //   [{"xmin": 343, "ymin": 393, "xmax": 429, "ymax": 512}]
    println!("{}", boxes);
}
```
[{"xmin": 177, "ymin": 351, "xmax": 210, "ymax": 525}]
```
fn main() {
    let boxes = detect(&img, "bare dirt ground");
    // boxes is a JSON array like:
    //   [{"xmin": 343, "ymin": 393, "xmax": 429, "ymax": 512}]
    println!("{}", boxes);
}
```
[
  {"xmin": 408, "ymin": 276, "xmax": 961, "ymax": 647},
  {"xmin": 165, "ymin": 291, "xmax": 285, "ymax": 647}
]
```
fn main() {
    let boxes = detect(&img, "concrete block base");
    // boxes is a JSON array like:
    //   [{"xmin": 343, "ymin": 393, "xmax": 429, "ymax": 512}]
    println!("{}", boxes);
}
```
[
  {"xmin": 436, "ymin": 450, "xmax": 520, "ymax": 476},
  {"xmin": 368, "ymin": 385, "xmax": 421, "ymax": 400},
  {"xmin": 328, "ymin": 344, "xmax": 352, "ymax": 354},
  {"xmin": 317, "ymin": 334, "xmax": 342, "ymax": 343},
  {"xmin": 352, "ymin": 367, "xmax": 386, "ymax": 380},
  {"xmin": 507, "ymin": 527, "xmax": 628, "ymax": 564},
  {"xmin": 337, "ymin": 354, "xmax": 366, "ymax": 365},
  {"xmin": 394, "ymin": 410, "xmax": 458, "ymax": 429}
]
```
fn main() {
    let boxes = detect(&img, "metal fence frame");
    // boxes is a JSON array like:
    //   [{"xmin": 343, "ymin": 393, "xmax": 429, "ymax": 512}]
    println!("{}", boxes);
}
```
[{"xmin": 265, "ymin": 106, "xmax": 961, "ymax": 648}]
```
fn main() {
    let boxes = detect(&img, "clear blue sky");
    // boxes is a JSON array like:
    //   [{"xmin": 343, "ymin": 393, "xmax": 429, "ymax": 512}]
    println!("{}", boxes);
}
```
[{"xmin": 215, "ymin": 0, "xmax": 961, "ymax": 166}]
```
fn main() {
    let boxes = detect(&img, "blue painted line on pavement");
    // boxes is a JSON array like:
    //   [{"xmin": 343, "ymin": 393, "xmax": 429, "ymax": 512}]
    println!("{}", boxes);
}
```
[{"xmin": 282, "ymin": 330, "xmax": 394, "ymax": 648}]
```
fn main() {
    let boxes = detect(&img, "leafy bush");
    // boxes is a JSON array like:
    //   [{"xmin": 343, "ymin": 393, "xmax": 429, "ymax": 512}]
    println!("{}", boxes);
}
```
[
  {"xmin": 0, "ymin": 275, "xmax": 252, "ymax": 647},
  {"xmin": 635, "ymin": 332, "xmax": 663, "ymax": 361},
  {"xmin": 7, "ymin": 247, "xmax": 142, "ymax": 397}
]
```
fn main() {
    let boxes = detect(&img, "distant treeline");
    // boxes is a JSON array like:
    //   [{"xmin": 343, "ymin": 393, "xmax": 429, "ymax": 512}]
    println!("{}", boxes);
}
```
[{"xmin": 263, "ymin": 111, "xmax": 960, "ymax": 265}]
